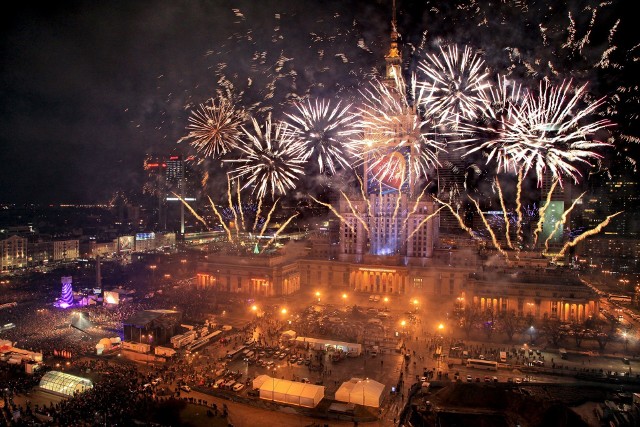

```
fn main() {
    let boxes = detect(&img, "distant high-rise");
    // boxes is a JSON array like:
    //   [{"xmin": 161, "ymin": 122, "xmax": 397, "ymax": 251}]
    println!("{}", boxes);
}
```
[{"xmin": 144, "ymin": 154, "xmax": 194, "ymax": 234}]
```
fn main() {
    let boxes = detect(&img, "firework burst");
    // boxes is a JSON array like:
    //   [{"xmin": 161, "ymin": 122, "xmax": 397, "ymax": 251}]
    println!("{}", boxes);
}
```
[
  {"xmin": 354, "ymin": 75, "xmax": 444, "ymax": 184},
  {"xmin": 227, "ymin": 116, "xmax": 306, "ymax": 200},
  {"xmin": 180, "ymin": 95, "xmax": 246, "ymax": 158},
  {"xmin": 284, "ymin": 99, "xmax": 360, "ymax": 174},
  {"xmin": 417, "ymin": 44, "xmax": 491, "ymax": 129},
  {"xmin": 462, "ymin": 79, "xmax": 613, "ymax": 184}
]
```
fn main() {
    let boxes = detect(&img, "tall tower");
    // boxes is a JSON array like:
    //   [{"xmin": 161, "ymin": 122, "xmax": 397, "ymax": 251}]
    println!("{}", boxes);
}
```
[
  {"xmin": 56, "ymin": 276, "xmax": 74, "ymax": 308},
  {"xmin": 95, "ymin": 255, "xmax": 102, "ymax": 294},
  {"xmin": 338, "ymin": 1, "xmax": 438, "ymax": 263}
]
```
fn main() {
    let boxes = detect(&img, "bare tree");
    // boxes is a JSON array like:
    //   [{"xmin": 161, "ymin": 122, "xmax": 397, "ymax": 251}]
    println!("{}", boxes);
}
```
[
  {"xmin": 459, "ymin": 304, "xmax": 481, "ymax": 339},
  {"xmin": 483, "ymin": 308, "xmax": 496, "ymax": 339},
  {"xmin": 498, "ymin": 310, "xmax": 519, "ymax": 342},
  {"xmin": 541, "ymin": 318, "xmax": 565, "ymax": 347}
]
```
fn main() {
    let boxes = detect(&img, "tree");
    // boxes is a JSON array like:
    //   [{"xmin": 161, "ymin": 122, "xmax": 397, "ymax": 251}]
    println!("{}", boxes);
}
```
[
  {"xmin": 572, "ymin": 324, "xmax": 587, "ymax": 348},
  {"xmin": 498, "ymin": 310, "xmax": 519, "ymax": 342},
  {"xmin": 459, "ymin": 304, "xmax": 481, "ymax": 339},
  {"xmin": 541, "ymin": 318, "xmax": 565, "ymax": 347},
  {"xmin": 483, "ymin": 308, "xmax": 496, "ymax": 339},
  {"xmin": 592, "ymin": 320, "xmax": 614, "ymax": 350}
]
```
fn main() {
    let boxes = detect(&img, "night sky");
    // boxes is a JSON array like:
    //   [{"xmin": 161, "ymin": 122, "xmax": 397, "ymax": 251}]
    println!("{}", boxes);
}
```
[{"xmin": 0, "ymin": 0, "xmax": 637, "ymax": 204}]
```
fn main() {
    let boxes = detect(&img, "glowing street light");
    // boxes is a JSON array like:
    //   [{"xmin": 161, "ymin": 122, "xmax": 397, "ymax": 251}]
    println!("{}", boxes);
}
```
[
  {"xmin": 315, "ymin": 291, "xmax": 321, "ymax": 303},
  {"xmin": 342, "ymin": 293, "xmax": 348, "ymax": 300},
  {"xmin": 281, "ymin": 308, "xmax": 288, "ymax": 315}
]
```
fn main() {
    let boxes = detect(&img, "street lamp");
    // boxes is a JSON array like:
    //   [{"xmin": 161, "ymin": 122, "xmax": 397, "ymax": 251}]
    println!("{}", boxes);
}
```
[
  {"xmin": 149, "ymin": 265, "xmax": 157, "ymax": 285},
  {"xmin": 315, "ymin": 291, "xmax": 321, "ymax": 304},
  {"xmin": 281, "ymin": 308, "xmax": 288, "ymax": 315},
  {"xmin": 401, "ymin": 320, "xmax": 407, "ymax": 335}
]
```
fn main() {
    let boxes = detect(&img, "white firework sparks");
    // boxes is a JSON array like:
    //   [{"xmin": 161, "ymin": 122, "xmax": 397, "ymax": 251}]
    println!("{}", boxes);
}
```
[
  {"xmin": 284, "ymin": 99, "xmax": 360, "ymax": 174},
  {"xmin": 227, "ymin": 116, "xmax": 306, "ymax": 200},
  {"xmin": 354, "ymin": 75, "xmax": 444, "ymax": 184},
  {"xmin": 466, "ymin": 79, "xmax": 612, "ymax": 184},
  {"xmin": 417, "ymin": 44, "xmax": 491, "ymax": 129}
]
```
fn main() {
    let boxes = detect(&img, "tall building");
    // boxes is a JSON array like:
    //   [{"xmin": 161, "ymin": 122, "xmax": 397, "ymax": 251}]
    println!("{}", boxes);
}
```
[
  {"xmin": 144, "ymin": 154, "xmax": 195, "ymax": 234},
  {"xmin": 337, "ymin": 10, "xmax": 439, "ymax": 264},
  {"xmin": 0, "ymin": 235, "xmax": 27, "ymax": 273}
]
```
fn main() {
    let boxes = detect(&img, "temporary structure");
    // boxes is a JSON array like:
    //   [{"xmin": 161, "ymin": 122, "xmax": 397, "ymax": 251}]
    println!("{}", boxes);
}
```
[
  {"xmin": 256, "ymin": 376, "xmax": 324, "ymax": 408},
  {"xmin": 335, "ymin": 378, "xmax": 385, "ymax": 408}
]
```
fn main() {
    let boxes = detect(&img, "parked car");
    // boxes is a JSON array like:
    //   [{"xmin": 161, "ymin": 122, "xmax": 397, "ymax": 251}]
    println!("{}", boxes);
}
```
[
  {"xmin": 180, "ymin": 385, "xmax": 191, "ymax": 392},
  {"xmin": 232, "ymin": 383, "xmax": 245, "ymax": 392}
]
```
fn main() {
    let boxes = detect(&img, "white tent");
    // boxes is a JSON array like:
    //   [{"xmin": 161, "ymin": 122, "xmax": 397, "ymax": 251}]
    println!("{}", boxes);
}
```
[
  {"xmin": 281, "ymin": 330, "xmax": 297, "ymax": 340},
  {"xmin": 257, "ymin": 376, "xmax": 324, "ymax": 408},
  {"xmin": 294, "ymin": 337, "xmax": 362, "ymax": 355},
  {"xmin": 335, "ymin": 378, "xmax": 385, "ymax": 408},
  {"xmin": 252, "ymin": 374, "xmax": 271, "ymax": 390}
]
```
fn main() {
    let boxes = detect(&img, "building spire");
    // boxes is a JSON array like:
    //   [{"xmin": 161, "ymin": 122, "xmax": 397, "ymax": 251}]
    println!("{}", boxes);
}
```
[{"xmin": 385, "ymin": 0, "xmax": 401, "ymax": 79}]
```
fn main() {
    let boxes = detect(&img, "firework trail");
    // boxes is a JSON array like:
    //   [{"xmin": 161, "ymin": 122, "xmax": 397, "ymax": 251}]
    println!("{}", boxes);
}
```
[
  {"xmin": 253, "ymin": 197, "xmax": 264, "ymax": 235},
  {"xmin": 226, "ymin": 175, "xmax": 240, "ymax": 239},
  {"xmin": 417, "ymin": 44, "xmax": 491, "ymax": 129},
  {"xmin": 310, "ymin": 195, "xmax": 355, "ymax": 234},
  {"xmin": 433, "ymin": 196, "xmax": 478, "ymax": 240},
  {"xmin": 340, "ymin": 191, "xmax": 369, "ymax": 233},
  {"xmin": 468, "ymin": 195, "xmax": 509, "ymax": 260},
  {"xmin": 264, "ymin": 213, "xmax": 299, "ymax": 249},
  {"xmin": 180, "ymin": 95, "xmax": 245, "ymax": 158},
  {"xmin": 173, "ymin": 192, "xmax": 209, "ymax": 230},
  {"xmin": 402, "ymin": 185, "xmax": 430, "ymax": 236},
  {"xmin": 391, "ymin": 179, "xmax": 406, "ymax": 228},
  {"xmin": 533, "ymin": 179, "xmax": 559, "ymax": 246},
  {"xmin": 284, "ymin": 99, "xmax": 360, "ymax": 174},
  {"xmin": 543, "ymin": 191, "xmax": 586, "ymax": 254},
  {"xmin": 494, "ymin": 176, "xmax": 513, "ymax": 249},
  {"xmin": 258, "ymin": 198, "xmax": 280, "ymax": 239},
  {"xmin": 235, "ymin": 177, "xmax": 246, "ymax": 232},
  {"xmin": 355, "ymin": 173, "xmax": 372, "ymax": 214},
  {"xmin": 407, "ymin": 206, "xmax": 445, "ymax": 242},
  {"xmin": 515, "ymin": 169, "xmax": 524, "ymax": 246},
  {"xmin": 552, "ymin": 212, "xmax": 623, "ymax": 260},
  {"xmin": 207, "ymin": 195, "xmax": 233, "ymax": 242},
  {"xmin": 227, "ymin": 116, "xmax": 306, "ymax": 201}
]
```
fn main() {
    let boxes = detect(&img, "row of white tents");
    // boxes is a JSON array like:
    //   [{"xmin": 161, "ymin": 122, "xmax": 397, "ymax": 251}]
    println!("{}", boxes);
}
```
[{"xmin": 252, "ymin": 375, "xmax": 385, "ymax": 408}]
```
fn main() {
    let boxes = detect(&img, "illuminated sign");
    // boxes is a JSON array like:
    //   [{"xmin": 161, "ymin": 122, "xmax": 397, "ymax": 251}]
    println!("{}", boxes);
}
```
[
  {"xmin": 367, "ymin": 147, "xmax": 410, "ymax": 194},
  {"xmin": 136, "ymin": 233, "xmax": 156, "ymax": 241},
  {"xmin": 358, "ymin": 267, "xmax": 397, "ymax": 273}
]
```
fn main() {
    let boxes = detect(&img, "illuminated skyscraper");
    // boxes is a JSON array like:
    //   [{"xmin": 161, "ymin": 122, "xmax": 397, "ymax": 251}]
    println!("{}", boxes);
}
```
[{"xmin": 338, "ymin": 5, "xmax": 438, "ymax": 264}]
